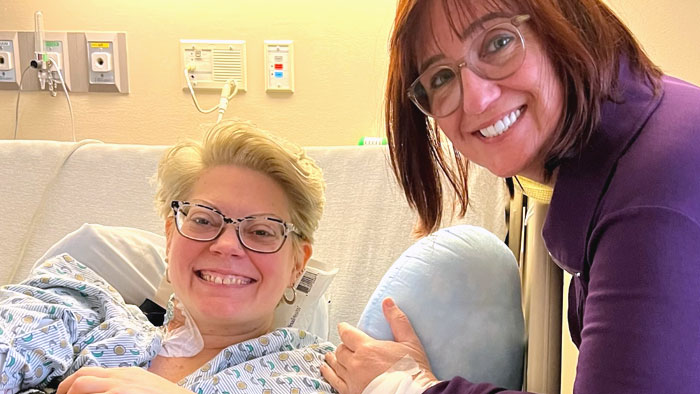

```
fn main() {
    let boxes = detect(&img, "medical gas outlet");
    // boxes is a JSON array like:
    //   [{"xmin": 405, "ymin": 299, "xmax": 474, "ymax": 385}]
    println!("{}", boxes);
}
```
[
  {"xmin": 0, "ymin": 50, "xmax": 13, "ymax": 72},
  {"xmin": 264, "ymin": 40, "xmax": 294, "ymax": 93},
  {"xmin": 0, "ymin": 32, "xmax": 21, "ymax": 89},
  {"xmin": 84, "ymin": 32, "xmax": 128, "ymax": 93},
  {"xmin": 91, "ymin": 51, "xmax": 113, "ymax": 73},
  {"xmin": 41, "ymin": 33, "xmax": 72, "ymax": 91},
  {"xmin": 88, "ymin": 40, "xmax": 114, "ymax": 83},
  {"xmin": 0, "ymin": 45, "xmax": 16, "ymax": 80}
]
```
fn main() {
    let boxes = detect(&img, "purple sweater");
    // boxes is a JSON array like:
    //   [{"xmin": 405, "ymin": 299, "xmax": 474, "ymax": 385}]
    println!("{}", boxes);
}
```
[{"xmin": 426, "ymin": 66, "xmax": 700, "ymax": 393}]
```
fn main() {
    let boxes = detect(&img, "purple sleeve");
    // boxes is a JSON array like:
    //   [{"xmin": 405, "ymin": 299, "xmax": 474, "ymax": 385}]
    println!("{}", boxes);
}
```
[
  {"xmin": 427, "ymin": 207, "xmax": 700, "ymax": 394},
  {"xmin": 424, "ymin": 377, "xmax": 533, "ymax": 394},
  {"xmin": 574, "ymin": 207, "xmax": 700, "ymax": 393}
]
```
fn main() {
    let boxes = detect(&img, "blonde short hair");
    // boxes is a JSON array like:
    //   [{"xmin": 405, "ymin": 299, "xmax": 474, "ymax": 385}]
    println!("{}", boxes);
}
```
[{"xmin": 154, "ymin": 120, "xmax": 325, "ymax": 246}]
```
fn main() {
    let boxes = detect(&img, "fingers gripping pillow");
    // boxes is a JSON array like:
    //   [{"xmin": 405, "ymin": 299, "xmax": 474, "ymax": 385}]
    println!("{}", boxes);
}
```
[{"xmin": 357, "ymin": 225, "xmax": 525, "ymax": 389}]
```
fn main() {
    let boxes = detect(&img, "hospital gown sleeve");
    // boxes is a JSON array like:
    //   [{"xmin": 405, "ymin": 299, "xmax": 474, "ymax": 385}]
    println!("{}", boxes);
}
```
[{"xmin": 0, "ymin": 254, "xmax": 161, "ymax": 392}]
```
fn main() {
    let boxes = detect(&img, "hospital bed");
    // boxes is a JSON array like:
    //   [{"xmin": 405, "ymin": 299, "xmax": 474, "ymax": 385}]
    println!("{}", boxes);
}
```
[{"xmin": 0, "ymin": 139, "xmax": 561, "ymax": 392}]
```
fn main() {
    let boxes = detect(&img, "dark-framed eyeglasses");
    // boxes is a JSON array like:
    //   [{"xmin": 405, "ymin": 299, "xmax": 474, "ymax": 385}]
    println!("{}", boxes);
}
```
[
  {"xmin": 170, "ymin": 200, "xmax": 299, "ymax": 254},
  {"xmin": 407, "ymin": 14, "xmax": 530, "ymax": 118}
]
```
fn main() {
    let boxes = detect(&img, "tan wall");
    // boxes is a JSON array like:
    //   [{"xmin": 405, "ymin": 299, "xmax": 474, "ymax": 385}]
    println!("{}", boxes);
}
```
[
  {"xmin": 1, "ymin": 1, "xmax": 698, "ymax": 147},
  {"xmin": 0, "ymin": 0, "xmax": 396, "ymax": 145},
  {"xmin": 604, "ymin": 0, "xmax": 700, "ymax": 86},
  {"xmin": 2, "ymin": 1, "xmax": 699, "ymax": 147}
]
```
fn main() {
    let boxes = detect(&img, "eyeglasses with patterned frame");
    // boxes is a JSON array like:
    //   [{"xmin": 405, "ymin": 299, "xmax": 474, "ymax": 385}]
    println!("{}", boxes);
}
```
[{"xmin": 170, "ymin": 200, "xmax": 299, "ymax": 254}]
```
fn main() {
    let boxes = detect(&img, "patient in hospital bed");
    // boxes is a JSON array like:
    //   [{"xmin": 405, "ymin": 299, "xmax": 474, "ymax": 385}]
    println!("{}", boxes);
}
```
[{"xmin": 0, "ymin": 120, "xmax": 335, "ymax": 393}]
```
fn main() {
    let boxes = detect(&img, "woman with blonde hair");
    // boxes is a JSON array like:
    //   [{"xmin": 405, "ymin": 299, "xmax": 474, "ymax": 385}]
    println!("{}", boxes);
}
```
[{"xmin": 1, "ymin": 120, "xmax": 335, "ymax": 394}]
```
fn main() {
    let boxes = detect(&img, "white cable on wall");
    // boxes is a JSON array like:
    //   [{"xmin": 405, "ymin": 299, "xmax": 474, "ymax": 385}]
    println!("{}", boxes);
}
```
[
  {"xmin": 48, "ymin": 57, "xmax": 76, "ymax": 142},
  {"xmin": 13, "ymin": 65, "xmax": 33, "ymax": 140},
  {"xmin": 13, "ymin": 59, "xmax": 76, "ymax": 142},
  {"xmin": 184, "ymin": 64, "xmax": 237, "ymax": 123}
]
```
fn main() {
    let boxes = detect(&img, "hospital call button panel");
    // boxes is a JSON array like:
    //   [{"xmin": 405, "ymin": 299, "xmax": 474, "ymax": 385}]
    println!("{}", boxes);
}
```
[{"xmin": 264, "ymin": 40, "xmax": 294, "ymax": 92}]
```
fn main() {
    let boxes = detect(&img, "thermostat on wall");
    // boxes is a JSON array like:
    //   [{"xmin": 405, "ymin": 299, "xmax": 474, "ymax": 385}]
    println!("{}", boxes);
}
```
[{"xmin": 264, "ymin": 40, "xmax": 294, "ymax": 93}]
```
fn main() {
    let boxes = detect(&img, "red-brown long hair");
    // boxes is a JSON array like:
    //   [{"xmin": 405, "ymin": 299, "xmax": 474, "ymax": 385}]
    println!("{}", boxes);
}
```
[{"xmin": 386, "ymin": 0, "xmax": 662, "ymax": 235}]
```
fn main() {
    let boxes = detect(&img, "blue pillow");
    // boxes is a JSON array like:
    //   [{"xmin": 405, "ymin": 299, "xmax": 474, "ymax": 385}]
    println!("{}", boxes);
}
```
[{"xmin": 357, "ymin": 225, "xmax": 525, "ymax": 389}]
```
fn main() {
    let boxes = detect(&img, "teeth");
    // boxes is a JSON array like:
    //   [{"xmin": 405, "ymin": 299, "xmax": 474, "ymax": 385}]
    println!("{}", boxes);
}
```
[
  {"xmin": 200, "ymin": 271, "xmax": 252, "ymax": 285},
  {"xmin": 480, "ymin": 108, "xmax": 522, "ymax": 138},
  {"xmin": 494, "ymin": 120, "xmax": 505, "ymax": 134},
  {"xmin": 503, "ymin": 116, "xmax": 512, "ymax": 127}
]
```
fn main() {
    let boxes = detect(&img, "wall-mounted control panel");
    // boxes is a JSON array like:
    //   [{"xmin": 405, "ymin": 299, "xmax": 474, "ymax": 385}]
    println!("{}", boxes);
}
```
[
  {"xmin": 180, "ymin": 39, "xmax": 247, "ymax": 91},
  {"xmin": 264, "ymin": 40, "xmax": 294, "ymax": 93},
  {"xmin": 0, "ymin": 30, "xmax": 128, "ymax": 93}
]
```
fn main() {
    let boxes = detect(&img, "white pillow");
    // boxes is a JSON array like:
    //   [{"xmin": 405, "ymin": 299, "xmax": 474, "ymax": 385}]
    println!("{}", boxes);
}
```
[
  {"xmin": 33, "ymin": 223, "xmax": 334, "ymax": 338},
  {"xmin": 34, "ymin": 223, "xmax": 167, "ymax": 306}
]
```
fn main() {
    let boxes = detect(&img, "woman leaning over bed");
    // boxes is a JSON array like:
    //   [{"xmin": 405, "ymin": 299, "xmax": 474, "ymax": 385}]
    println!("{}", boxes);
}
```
[
  {"xmin": 0, "ymin": 121, "xmax": 335, "ymax": 393},
  {"xmin": 322, "ymin": 0, "xmax": 700, "ymax": 393}
]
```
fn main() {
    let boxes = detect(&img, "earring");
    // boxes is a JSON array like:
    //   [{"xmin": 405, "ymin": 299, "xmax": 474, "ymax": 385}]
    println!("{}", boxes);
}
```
[
  {"xmin": 164, "ymin": 256, "xmax": 170, "ymax": 283},
  {"xmin": 282, "ymin": 286, "xmax": 296, "ymax": 305}
]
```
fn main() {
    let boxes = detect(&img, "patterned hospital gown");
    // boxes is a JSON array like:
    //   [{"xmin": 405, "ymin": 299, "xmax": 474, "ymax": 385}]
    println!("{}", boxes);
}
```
[{"xmin": 0, "ymin": 253, "xmax": 336, "ymax": 394}]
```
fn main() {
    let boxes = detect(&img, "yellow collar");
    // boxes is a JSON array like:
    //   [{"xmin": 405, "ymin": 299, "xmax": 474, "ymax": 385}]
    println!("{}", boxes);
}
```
[{"xmin": 514, "ymin": 176, "xmax": 553, "ymax": 204}]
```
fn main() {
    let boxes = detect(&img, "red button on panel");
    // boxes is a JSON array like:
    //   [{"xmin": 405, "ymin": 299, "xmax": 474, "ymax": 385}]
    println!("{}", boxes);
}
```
[{"xmin": 274, "ymin": 63, "xmax": 284, "ymax": 70}]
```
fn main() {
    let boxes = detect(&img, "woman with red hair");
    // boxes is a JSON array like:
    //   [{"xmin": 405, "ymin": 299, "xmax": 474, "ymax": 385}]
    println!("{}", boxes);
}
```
[{"xmin": 323, "ymin": 1, "xmax": 700, "ymax": 393}]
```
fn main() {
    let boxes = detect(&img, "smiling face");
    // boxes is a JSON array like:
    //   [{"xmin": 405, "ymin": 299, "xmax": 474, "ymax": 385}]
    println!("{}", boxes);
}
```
[
  {"xmin": 416, "ymin": 1, "xmax": 564, "ymax": 180},
  {"xmin": 165, "ymin": 165, "xmax": 308, "ymax": 335}
]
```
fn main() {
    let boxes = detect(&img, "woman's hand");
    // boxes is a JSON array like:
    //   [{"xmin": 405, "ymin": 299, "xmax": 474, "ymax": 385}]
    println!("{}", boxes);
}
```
[
  {"xmin": 321, "ymin": 298, "xmax": 439, "ymax": 394},
  {"xmin": 56, "ymin": 366, "xmax": 192, "ymax": 394}
]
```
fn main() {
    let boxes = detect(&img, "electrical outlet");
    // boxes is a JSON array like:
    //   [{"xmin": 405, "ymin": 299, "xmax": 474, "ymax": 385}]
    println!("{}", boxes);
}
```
[{"xmin": 0, "ymin": 51, "xmax": 12, "ymax": 71}]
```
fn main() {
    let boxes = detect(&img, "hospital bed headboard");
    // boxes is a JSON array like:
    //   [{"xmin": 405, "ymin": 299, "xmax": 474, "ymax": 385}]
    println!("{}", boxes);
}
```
[{"xmin": 0, "ymin": 140, "xmax": 508, "ymax": 347}]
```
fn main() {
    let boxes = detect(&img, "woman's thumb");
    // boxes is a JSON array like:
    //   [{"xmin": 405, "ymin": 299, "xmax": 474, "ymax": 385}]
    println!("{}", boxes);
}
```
[{"xmin": 382, "ymin": 298, "xmax": 420, "ymax": 344}]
